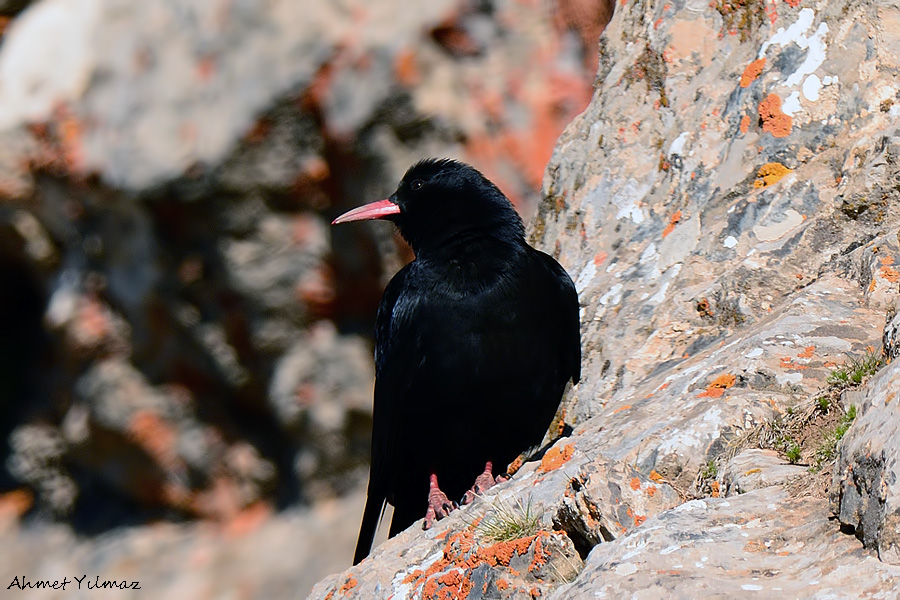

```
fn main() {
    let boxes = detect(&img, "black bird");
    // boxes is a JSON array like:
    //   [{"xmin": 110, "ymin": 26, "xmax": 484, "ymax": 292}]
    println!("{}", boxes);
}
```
[{"xmin": 333, "ymin": 159, "xmax": 581, "ymax": 565}]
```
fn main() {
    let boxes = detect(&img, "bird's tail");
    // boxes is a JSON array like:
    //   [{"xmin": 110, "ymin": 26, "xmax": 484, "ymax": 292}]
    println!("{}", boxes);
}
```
[{"xmin": 353, "ymin": 495, "xmax": 385, "ymax": 565}]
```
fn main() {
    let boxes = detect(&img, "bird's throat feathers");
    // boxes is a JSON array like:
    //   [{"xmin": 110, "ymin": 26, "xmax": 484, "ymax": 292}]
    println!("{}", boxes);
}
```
[{"xmin": 399, "ymin": 211, "xmax": 525, "ymax": 259}]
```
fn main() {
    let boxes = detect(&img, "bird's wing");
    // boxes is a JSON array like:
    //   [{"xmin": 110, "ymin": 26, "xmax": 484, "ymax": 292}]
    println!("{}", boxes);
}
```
[
  {"xmin": 355, "ymin": 263, "xmax": 421, "ymax": 561},
  {"xmin": 536, "ymin": 251, "xmax": 582, "ymax": 385},
  {"xmin": 371, "ymin": 264, "xmax": 421, "ymax": 491}
]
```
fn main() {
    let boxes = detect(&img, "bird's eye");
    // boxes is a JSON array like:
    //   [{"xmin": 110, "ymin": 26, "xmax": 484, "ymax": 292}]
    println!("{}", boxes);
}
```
[{"xmin": 410, "ymin": 179, "xmax": 424, "ymax": 191}]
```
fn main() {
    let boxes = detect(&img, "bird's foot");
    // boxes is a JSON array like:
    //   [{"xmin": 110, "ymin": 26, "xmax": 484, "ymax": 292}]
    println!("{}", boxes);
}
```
[
  {"xmin": 423, "ymin": 473, "xmax": 457, "ymax": 530},
  {"xmin": 460, "ymin": 461, "xmax": 502, "ymax": 505}
]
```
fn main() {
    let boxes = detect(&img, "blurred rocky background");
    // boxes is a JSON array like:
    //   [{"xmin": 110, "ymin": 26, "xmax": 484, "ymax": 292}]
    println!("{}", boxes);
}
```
[{"xmin": 0, "ymin": 0, "xmax": 608, "ymax": 596}]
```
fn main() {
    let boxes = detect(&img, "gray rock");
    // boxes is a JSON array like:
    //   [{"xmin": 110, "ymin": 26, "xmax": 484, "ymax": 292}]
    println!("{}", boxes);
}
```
[
  {"xmin": 832, "ymin": 361, "xmax": 900, "ymax": 564},
  {"xmin": 723, "ymin": 449, "xmax": 807, "ymax": 496},
  {"xmin": 883, "ymin": 311, "xmax": 900, "ymax": 361},
  {"xmin": 552, "ymin": 487, "xmax": 900, "ymax": 599}
]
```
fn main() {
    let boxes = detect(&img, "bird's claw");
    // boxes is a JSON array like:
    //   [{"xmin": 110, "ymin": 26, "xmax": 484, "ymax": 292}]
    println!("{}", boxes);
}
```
[
  {"xmin": 460, "ymin": 461, "xmax": 500, "ymax": 506},
  {"xmin": 423, "ymin": 473, "xmax": 457, "ymax": 530}
]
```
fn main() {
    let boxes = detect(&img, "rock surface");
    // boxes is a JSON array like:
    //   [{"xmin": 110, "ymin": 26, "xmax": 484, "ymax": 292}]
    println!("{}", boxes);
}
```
[
  {"xmin": 723, "ymin": 449, "xmax": 807, "ymax": 496},
  {"xmin": 554, "ymin": 486, "xmax": 899, "ymax": 599},
  {"xmin": 833, "ymin": 360, "xmax": 900, "ymax": 565},
  {"xmin": 311, "ymin": 0, "xmax": 900, "ymax": 597}
]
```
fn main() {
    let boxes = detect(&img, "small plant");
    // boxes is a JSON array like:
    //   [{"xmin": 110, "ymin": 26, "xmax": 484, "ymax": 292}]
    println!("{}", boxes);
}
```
[
  {"xmin": 810, "ymin": 405, "xmax": 858, "ymax": 472},
  {"xmin": 827, "ymin": 350, "xmax": 884, "ymax": 389},
  {"xmin": 701, "ymin": 459, "xmax": 718, "ymax": 480},
  {"xmin": 478, "ymin": 496, "xmax": 541, "ymax": 543},
  {"xmin": 784, "ymin": 440, "xmax": 802, "ymax": 464}
]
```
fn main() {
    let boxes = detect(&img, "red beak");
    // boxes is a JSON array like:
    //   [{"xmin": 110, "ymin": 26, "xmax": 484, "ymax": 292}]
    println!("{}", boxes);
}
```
[{"xmin": 332, "ymin": 199, "xmax": 401, "ymax": 225}]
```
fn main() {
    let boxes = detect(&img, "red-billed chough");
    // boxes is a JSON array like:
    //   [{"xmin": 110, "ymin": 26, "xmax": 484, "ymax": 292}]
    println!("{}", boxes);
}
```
[{"xmin": 332, "ymin": 159, "xmax": 581, "ymax": 565}]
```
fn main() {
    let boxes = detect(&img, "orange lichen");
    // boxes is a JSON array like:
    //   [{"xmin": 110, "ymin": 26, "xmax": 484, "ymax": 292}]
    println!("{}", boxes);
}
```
[
  {"xmin": 698, "ymin": 373, "xmax": 736, "ymax": 398},
  {"xmin": 410, "ymin": 528, "xmax": 570, "ymax": 599},
  {"xmin": 649, "ymin": 470, "xmax": 664, "ymax": 483},
  {"xmin": 626, "ymin": 507, "xmax": 647, "ymax": 526},
  {"xmin": 593, "ymin": 251, "xmax": 608, "ymax": 266},
  {"xmin": 662, "ymin": 210, "xmax": 682, "ymax": 238},
  {"xmin": 798, "ymin": 345, "xmax": 815, "ymax": 359},
  {"xmin": 337, "ymin": 575, "xmax": 358, "ymax": 596},
  {"xmin": 740, "ymin": 58, "xmax": 766, "ymax": 87},
  {"xmin": 429, "ymin": 570, "xmax": 472, "ymax": 600},
  {"xmin": 758, "ymin": 94, "xmax": 792, "ymax": 138},
  {"xmin": 613, "ymin": 404, "xmax": 632, "ymax": 414},
  {"xmin": 402, "ymin": 569, "xmax": 425, "ymax": 585},
  {"xmin": 710, "ymin": 480, "xmax": 720, "ymax": 497},
  {"xmin": 539, "ymin": 444, "xmax": 575, "ymax": 472},
  {"xmin": 412, "ymin": 527, "xmax": 560, "ymax": 598},
  {"xmin": 784, "ymin": 0, "xmax": 801, "ymax": 6},
  {"xmin": 507, "ymin": 456, "xmax": 525, "ymax": 476},
  {"xmin": 629, "ymin": 477, "xmax": 642, "ymax": 491},
  {"xmin": 880, "ymin": 265, "xmax": 900, "ymax": 283},
  {"xmin": 780, "ymin": 357, "xmax": 808, "ymax": 370},
  {"xmin": 754, "ymin": 162, "xmax": 793, "ymax": 188},
  {"xmin": 555, "ymin": 407, "xmax": 568, "ymax": 436},
  {"xmin": 647, "ymin": 485, "xmax": 657, "ymax": 497},
  {"xmin": 740, "ymin": 114, "xmax": 751, "ymax": 134},
  {"xmin": 698, "ymin": 387, "xmax": 725, "ymax": 399},
  {"xmin": 529, "ymin": 535, "xmax": 551, "ymax": 572}
]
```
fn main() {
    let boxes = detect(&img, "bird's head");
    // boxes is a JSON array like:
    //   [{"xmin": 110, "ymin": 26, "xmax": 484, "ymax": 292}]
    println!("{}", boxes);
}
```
[{"xmin": 332, "ymin": 159, "xmax": 525, "ymax": 254}]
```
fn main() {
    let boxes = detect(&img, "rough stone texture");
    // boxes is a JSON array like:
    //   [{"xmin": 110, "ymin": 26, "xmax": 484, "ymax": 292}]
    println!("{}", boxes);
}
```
[
  {"xmin": 553, "ymin": 487, "xmax": 900, "ymax": 599},
  {"xmin": 723, "ymin": 449, "xmax": 807, "ymax": 496},
  {"xmin": 311, "ymin": 458, "xmax": 596, "ymax": 600},
  {"xmin": 883, "ymin": 311, "xmax": 900, "ymax": 360},
  {"xmin": 312, "ymin": 0, "xmax": 900, "ymax": 597},
  {"xmin": 832, "ymin": 360, "xmax": 900, "ymax": 565}
]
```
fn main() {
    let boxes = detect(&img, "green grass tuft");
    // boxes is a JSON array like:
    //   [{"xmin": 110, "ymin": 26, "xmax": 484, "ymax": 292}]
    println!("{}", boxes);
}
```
[
  {"xmin": 784, "ymin": 440, "xmax": 802, "ymax": 464},
  {"xmin": 827, "ymin": 350, "xmax": 883, "ymax": 389},
  {"xmin": 478, "ymin": 496, "xmax": 541, "ymax": 543}
]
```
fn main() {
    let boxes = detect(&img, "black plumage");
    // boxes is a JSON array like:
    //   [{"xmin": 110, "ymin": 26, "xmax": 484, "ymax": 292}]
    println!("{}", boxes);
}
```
[{"xmin": 332, "ymin": 159, "xmax": 581, "ymax": 565}]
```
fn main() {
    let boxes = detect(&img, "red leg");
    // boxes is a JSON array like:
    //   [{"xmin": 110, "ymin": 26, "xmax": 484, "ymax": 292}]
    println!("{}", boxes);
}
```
[
  {"xmin": 460, "ymin": 461, "xmax": 499, "ymax": 505},
  {"xmin": 423, "ymin": 473, "xmax": 457, "ymax": 530}
]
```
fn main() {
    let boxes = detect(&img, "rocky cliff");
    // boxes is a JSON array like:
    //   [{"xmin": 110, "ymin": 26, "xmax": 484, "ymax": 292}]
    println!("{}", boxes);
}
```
[{"xmin": 311, "ymin": 0, "xmax": 900, "ymax": 597}]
